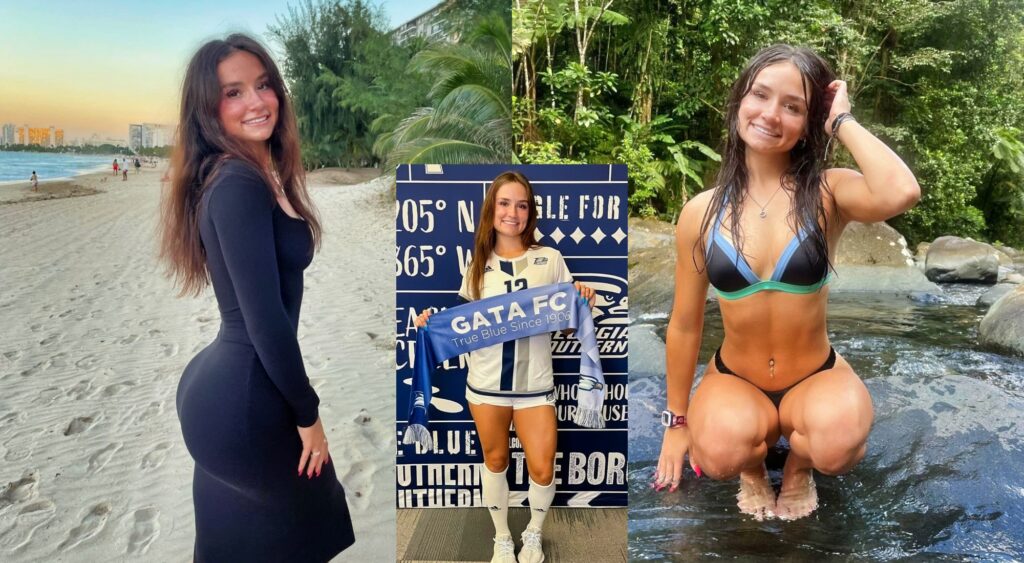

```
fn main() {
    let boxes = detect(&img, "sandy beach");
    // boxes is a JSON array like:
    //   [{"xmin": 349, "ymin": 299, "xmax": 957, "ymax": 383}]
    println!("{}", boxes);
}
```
[{"xmin": 0, "ymin": 166, "xmax": 395, "ymax": 561}]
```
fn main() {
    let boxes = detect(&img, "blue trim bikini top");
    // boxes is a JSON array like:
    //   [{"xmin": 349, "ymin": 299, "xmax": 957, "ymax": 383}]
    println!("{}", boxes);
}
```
[{"xmin": 705, "ymin": 201, "xmax": 830, "ymax": 300}]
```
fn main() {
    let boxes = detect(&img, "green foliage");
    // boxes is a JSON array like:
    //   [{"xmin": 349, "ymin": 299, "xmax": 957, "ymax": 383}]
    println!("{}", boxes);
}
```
[
  {"xmin": 269, "ymin": 0, "xmax": 430, "ymax": 169},
  {"xmin": 374, "ymin": 13, "xmax": 514, "ymax": 168},
  {"xmin": 514, "ymin": 0, "xmax": 1024, "ymax": 247}
]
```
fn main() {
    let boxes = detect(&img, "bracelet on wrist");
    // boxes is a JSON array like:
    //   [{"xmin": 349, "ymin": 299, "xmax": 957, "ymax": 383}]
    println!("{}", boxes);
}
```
[{"xmin": 830, "ymin": 112, "xmax": 856, "ymax": 138}]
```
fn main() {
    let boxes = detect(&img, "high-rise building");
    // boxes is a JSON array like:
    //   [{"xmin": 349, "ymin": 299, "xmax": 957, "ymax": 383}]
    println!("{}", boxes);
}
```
[
  {"xmin": 28, "ymin": 127, "xmax": 51, "ymax": 146},
  {"xmin": 1, "ymin": 123, "xmax": 15, "ymax": 146},
  {"xmin": 129, "ymin": 123, "xmax": 176, "ymax": 151},
  {"xmin": 54, "ymin": 129, "xmax": 64, "ymax": 147},
  {"xmin": 18, "ymin": 126, "xmax": 26, "ymax": 145},
  {"xmin": 392, "ymin": 1, "xmax": 456, "ymax": 45},
  {"xmin": 129, "ymin": 124, "xmax": 144, "ymax": 152}
]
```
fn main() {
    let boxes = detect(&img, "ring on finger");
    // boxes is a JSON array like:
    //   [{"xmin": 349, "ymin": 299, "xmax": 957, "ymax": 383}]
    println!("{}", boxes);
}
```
[{"xmin": 313, "ymin": 451, "xmax": 321, "ymax": 456}]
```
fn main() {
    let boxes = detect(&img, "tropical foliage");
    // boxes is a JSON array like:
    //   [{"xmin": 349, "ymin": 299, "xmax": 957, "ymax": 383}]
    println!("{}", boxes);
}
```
[
  {"xmin": 513, "ymin": 0, "xmax": 1024, "ymax": 246},
  {"xmin": 374, "ymin": 13, "xmax": 514, "ymax": 168},
  {"xmin": 269, "ymin": 0, "xmax": 432, "ymax": 169}
]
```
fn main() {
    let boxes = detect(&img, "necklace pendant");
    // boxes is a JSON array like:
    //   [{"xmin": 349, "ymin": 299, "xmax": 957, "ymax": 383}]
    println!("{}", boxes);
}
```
[{"xmin": 759, "ymin": 209, "xmax": 767, "ymax": 219}]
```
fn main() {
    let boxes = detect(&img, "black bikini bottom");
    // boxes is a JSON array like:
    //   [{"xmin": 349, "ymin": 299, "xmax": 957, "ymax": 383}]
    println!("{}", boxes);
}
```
[{"xmin": 714, "ymin": 346, "xmax": 837, "ymax": 409}]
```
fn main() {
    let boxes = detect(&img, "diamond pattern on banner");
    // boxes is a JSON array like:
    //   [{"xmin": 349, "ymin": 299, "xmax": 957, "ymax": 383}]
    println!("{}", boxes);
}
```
[
  {"xmin": 566, "ymin": 492, "xmax": 602, "ymax": 506},
  {"xmin": 549, "ymin": 227, "xmax": 565, "ymax": 244},
  {"xmin": 591, "ymin": 227, "xmax": 606, "ymax": 244},
  {"xmin": 534, "ymin": 227, "xmax": 543, "ymax": 242},
  {"xmin": 570, "ymin": 227, "xmax": 586, "ymax": 244},
  {"xmin": 611, "ymin": 227, "xmax": 627, "ymax": 244}
]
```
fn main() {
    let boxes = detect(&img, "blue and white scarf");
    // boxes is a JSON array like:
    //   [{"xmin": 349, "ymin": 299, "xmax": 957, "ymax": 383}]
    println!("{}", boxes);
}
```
[{"xmin": 403, "ymin": 282, "xmax": 606, "ymax": 450}]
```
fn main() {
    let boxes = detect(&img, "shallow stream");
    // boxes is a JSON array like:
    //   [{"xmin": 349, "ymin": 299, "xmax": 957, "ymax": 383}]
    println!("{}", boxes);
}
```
[{"xmin": 629, "ymin": 285, "xmax": 1024, "ymax": 560}]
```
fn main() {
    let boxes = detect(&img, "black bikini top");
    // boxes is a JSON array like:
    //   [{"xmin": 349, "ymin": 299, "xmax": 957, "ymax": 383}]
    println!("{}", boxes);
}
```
[{"xmin": 705, "ymin": 200, "xmax": 830, "ymax": 300}]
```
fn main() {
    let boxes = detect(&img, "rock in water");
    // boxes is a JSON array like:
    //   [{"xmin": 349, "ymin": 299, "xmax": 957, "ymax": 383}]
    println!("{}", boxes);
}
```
[
  {"xmin": 979, "ymin": 284, "xmax": 1024, "ymax": 356},
  {"xmin": 978, "ymin": 284, "xmax": 1016, "ymax": 308},
  {"xmin": 836, "ymin": 222, "xmax": 915, "ymax": 266},
  {"xmin": 925, "ymin": 236, "xmax": 1000, "ymax": 283}
]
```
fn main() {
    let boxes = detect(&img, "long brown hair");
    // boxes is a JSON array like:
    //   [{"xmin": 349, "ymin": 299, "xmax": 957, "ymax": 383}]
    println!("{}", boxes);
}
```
[
  {"xmin": 159, "ymin": 33, "xmax": 321, "ymax": 296},
  {"xmin": 466, "ymin": 171, "xmax": 539, "ymax": 300},
  {"xmin": 696, "ymin": 44, "xmax": 836, "ymax": 273}
]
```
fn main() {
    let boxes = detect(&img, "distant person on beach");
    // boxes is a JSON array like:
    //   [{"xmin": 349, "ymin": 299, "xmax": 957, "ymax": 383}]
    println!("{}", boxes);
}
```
[
  {"xmin": 159, "ymin": 33, "xmax": 354, "ymax": 560},
  {"xmin": 134, "ymin": 158, "xmax": 141, "ymax": 174},
  {"xmin": 654, "ymin": 45, "xmax": 920, "ymax": 520},
  {"xmin": 30, "ymin": 171, "xmax": 38, "ymax": 191},
  {"xmin": 112, "ymin": 159, "xmax": 119, "ymax": 176},
  {"xmin": 122, "ymin": 165, "xmax": 128, "ymax": 181}
]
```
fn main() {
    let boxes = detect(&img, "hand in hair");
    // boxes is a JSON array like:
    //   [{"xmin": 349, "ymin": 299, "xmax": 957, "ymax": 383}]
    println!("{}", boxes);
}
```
[{"xmin": 823, "ymin": 80, "xmax": 852, "ymax": 134}]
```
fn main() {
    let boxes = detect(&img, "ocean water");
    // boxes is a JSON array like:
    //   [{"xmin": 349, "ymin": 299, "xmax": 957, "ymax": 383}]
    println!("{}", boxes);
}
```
[{"xmin": 0, "ymin": 151, "xmax": 117, "ymax": 183}]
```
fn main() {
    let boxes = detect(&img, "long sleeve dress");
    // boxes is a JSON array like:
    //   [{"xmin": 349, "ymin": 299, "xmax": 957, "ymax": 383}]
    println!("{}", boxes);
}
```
[{"xmin": 176, "ymin": 159, "xmax": 354, "ymax": 562}]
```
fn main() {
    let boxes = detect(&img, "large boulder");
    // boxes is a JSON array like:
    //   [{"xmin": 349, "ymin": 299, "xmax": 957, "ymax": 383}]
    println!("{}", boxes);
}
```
[
  {"xmin": 833, "ymin": 222, "xmax": 939, "ymax": 293},
  {"xmin": 979, "ymin": 285, "xmax": 1024, "ymax": 356},
  {"xmin": 836, "ymin": 222, "xmax": 915, "ymax": 266},
  {"xmin": 629, "ymin": 217, "xmax": 678, "ymax": 318},
  {"xmin": 925, "ymin": 236, "xmax": 1000, "ymax": 284},
  {"xmin": 977, "ymin": 283, "xmax": 1017, "ymax": 308}
]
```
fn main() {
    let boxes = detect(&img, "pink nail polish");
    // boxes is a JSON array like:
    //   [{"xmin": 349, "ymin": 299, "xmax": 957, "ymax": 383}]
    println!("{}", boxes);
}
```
[{"xmin": 694, "ymin": 465, "xmax": 703, "ymax": 478}]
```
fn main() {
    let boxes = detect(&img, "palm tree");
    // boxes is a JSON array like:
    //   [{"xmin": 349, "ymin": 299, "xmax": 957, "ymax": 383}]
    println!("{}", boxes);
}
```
[{"xmin": 375, "ymin": 14, "xmax": 513, "ymax": 167}]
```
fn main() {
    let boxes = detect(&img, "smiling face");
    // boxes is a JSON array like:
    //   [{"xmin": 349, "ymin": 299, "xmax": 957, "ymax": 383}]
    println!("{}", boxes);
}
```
[
  {"xmin": 737, "ymin": 61, "xmax": 809, "ymax": 154},
  {"xmin": 492, "ymin": 181, "xmax": 531, "ymax": 239},
  {"xmin": 217, "ymin": 50, "xmax": 279, "ymax": 153}
]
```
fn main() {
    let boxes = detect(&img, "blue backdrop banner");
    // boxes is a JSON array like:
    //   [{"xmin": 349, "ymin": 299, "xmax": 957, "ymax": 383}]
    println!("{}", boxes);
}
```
[{"xmin": 395, "ymin": 164, "xmax": 628, "ymax": 508}]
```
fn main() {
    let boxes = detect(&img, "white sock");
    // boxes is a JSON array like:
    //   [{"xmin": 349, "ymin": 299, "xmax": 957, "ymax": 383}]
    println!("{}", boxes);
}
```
[
  {"xmin": 527, "ymin": 476, "xmax": 555, "ymax": 531},
  {"xmin": 481, "ymin": 464, "xmax": 510, "ymax": 536}
]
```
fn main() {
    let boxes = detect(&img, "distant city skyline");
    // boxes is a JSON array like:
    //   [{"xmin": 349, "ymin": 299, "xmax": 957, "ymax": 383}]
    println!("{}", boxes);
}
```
[{"xmin": 0, "ymin": 0, "xmax": 439, "ymax": 142}]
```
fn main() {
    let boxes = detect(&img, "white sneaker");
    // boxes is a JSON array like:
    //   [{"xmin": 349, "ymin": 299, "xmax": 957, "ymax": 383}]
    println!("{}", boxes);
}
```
[
  {"xmin": 518, "ymin": 527, "xmax": 544, "ymax": 563},
  {"xmin": 491, "ymin": 534, "xmax": 517, "ymax": 563}
]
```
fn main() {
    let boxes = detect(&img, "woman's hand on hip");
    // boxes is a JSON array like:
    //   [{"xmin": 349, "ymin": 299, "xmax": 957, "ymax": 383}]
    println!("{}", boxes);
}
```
[
  {"xmin": 297, "ymin": 417, "xmax": 330, "ymax": 479},
  {"xmin": 574, "ymin": 281, "xmax": 596, "ymax": 308},
  {"xmin": 655, "ymin": 426, "xmax": 698, "ymax": 492}
]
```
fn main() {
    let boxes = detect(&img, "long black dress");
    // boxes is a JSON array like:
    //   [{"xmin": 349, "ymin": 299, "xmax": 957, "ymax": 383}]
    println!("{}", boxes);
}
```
[{"xmin": 176, "ymin": 159, "xmax": 355, "ymax": 562}]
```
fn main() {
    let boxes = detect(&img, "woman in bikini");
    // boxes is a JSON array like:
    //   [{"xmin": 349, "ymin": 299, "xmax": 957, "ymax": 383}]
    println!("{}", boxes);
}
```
[{"xmin": 654, "ymin": 44, "xmax": 920, "ymax": 520}]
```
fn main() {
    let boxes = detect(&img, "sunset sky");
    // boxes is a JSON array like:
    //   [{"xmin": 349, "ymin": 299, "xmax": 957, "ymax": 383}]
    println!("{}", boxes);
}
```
[{"xmin": 0, "ymin": 0, "xmax": 435, "ymax": 142}]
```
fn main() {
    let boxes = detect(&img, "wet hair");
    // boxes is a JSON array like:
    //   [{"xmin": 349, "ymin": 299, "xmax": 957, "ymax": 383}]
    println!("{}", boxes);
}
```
[
  {"xmin": 160, "ymin": 33, "xmax": 320, "ymax": 296},
  {"xmin": 466, "ymin": 171, "xmax": 539, "ymax": 300},
  {"xmin": 696, "ymin": 44, "xmax": 836, "ymax": 274}
]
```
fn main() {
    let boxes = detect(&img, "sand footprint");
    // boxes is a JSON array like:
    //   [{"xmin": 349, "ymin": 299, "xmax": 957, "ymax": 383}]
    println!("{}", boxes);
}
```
[
  {"xmin": 134, "ymin": 402, "xmax": 163, "ymax": 424},
  {"xmin": 66, "ymin": 380, "xmax": 95, "ymax": 400},
  {"xmin": 125, "ymin": 507, "xmax": 160, "ymax": 555},
  {"xmin": 58, "ymin": 503, "xmax": 112, "ymax": 552},
  {"xmin": 75, "ymin": 355, "xmax": 100, "ymax": 370},
  {"xmin": 101, "ymin": 381, "xmax": 136, "ymax": 398},
  {"xmin": 339, "ymin": 460, "xmax": 374, "ymax": 511},
  {"xmin": 160, "ymin": 343, "xmax": 179, "ymax": 357},
  {"xmin": 118, "ymin": 334, "xmax": 140, "ymax": 345},
  {"xmin": 0, "ymin": 471, "xmax": 39, "ymax": 512},
  {"xmin": 140, "ymin": 443, "xmax": 172, "ymax": 470},
  {"xmin": 87, "ymin": 443, "xmax": 122, "ymax": 474},
  {"xmin": 64, "ymin": 416, "xmax": 96, "ymax": 436},
  {"xmin": 0, "ymin": 499, "xmax": 56, "ymax": 551},
  {"xmin": 35, "ymin": 387, "xmax": 62, "ymax": 405},
  {"xmin": 20, "ymin": 360, "xmax": 51, "ymax": 378},
  {"xmin": 39, "ymin": 333, "xmax": 61, "ymax": 346}
]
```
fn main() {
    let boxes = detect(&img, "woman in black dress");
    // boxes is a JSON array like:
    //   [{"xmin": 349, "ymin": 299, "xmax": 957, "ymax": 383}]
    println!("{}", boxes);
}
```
[{"xmin": 159, "ymin": 34, "xmax": 354, "ymax": 561}]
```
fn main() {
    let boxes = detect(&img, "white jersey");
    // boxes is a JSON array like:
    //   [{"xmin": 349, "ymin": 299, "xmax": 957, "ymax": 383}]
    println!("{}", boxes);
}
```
[{"xmin": 458, "ymin": 246, "xmax": 574, "ymax": 397}]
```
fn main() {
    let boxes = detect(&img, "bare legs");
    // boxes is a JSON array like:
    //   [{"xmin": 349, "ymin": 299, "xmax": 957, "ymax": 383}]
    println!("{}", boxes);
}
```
[
  {"xmin": 469, "ymin": 402, "xmax": 558, "ymax": 533},
  {"xmin": 687, "ymin": 355, "xmax": 872, "ymax": 520}
]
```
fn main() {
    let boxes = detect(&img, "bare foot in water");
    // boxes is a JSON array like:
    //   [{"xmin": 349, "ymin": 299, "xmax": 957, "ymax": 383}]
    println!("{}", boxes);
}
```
[
  {"xmin": 736, "ymin": 465, "xmax": 775, "ymax": 521},
  {"xmin": 775, "ymin": 468, "xmax": 818, "ymax": 520}
]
